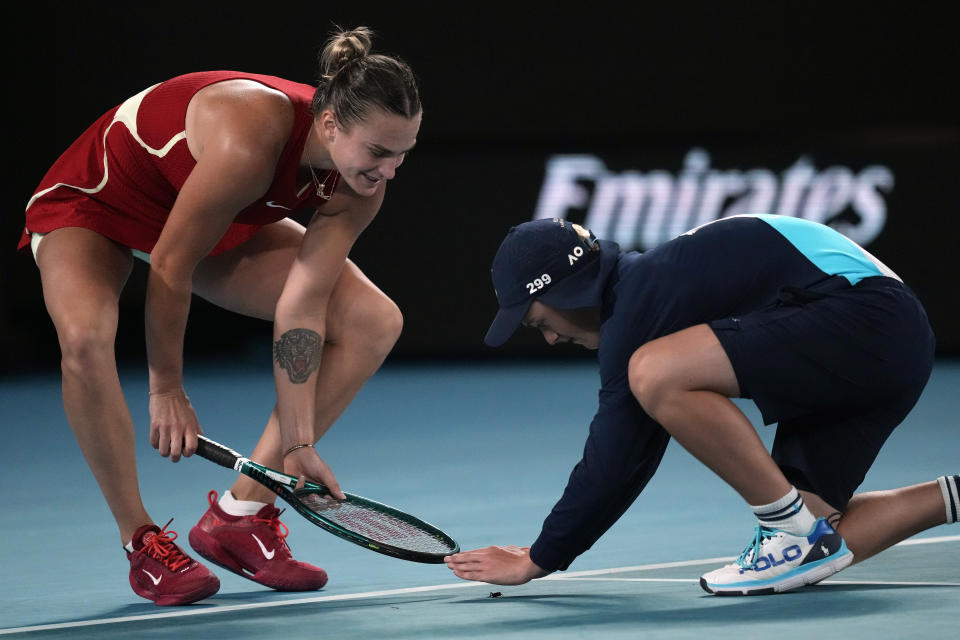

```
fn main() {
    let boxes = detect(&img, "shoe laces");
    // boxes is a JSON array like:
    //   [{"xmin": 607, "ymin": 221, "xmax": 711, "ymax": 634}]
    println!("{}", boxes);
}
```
[
  {"xmin": 253, "ymin": 508, "xmax": 291, "ymax": 551},
  {"xmin": 736, "ymin": 525, "xmax": 777, "ymax": 569},
  {"xmin": 137, "ymin": 519, "xmax": 191, "ymax": 572}
]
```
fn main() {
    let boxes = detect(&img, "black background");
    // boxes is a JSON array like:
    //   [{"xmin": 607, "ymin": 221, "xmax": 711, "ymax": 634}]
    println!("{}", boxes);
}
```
[{"xmin": 3, "ymin": 2, "xmax": 957, "ymax": 377}]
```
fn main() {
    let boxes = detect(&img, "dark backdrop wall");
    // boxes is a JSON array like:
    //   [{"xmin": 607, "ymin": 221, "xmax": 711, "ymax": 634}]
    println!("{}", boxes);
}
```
[{"xmin": 3, "ymin": 2, "xmax": 957, "ymax": 377}]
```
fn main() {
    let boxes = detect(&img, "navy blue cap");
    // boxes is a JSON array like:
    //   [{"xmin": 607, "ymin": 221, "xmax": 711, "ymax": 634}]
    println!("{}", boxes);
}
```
[{"xmin": 484, "ymin": 218, "xmax": 619, "ymax": 347}]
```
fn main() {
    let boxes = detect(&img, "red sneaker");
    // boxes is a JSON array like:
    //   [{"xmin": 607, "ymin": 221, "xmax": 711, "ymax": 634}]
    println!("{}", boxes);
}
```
[
  {"xmin": 127, "ymin": 520, "xmax": 220, "ymax": 606},
  {"xmin": 189, "ymin": 491, "xmax": 328, "ymax": 591}
]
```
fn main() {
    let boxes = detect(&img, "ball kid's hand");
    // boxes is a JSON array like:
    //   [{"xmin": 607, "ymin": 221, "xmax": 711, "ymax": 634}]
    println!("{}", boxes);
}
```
[{"xmin": 444, "ymin": 545, "xmax": 549, "ymax": 585}]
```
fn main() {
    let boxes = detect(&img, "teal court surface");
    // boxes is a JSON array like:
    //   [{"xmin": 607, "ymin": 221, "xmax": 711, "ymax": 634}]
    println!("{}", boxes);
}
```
[{"xmin": 1, "ymin": 359, "xmax": 957, "ymax": 638}]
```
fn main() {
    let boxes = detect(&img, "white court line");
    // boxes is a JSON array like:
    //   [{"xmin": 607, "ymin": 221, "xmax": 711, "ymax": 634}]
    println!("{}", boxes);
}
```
[
  {"xmin": 558, "ymin": 578, "xmax": 960, "ymax": 587},
  {"xmin": 0, "ymin": 582, "xmax": 486, "ymax": 635},
  {"xmin": 545, "ymin": 556, "xmax": 735, "ymax": 579},
  {"xmin": 820, "ymin": 580, "xmax": 960, "ymax": 587},
  {"xmin": 895, "ymin": 534, "xmax": 960, "ymax": 546},
  {"xmin": 3, "ymin": 534, "xmax": 958, "ymax": 635},
  {"xmin": 556, "ymin": 578, "xmax": 700, "ymax": 583}
]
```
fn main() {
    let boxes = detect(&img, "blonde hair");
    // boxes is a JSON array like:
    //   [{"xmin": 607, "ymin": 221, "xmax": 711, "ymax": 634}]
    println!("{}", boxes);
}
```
[{"xmin": 311, "ymin": 26, "xmax": 421, "ymax": 127}]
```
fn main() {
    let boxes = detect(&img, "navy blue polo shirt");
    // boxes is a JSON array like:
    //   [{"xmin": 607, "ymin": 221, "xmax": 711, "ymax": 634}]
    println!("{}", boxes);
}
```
[{"xmin": 527, "ymin": 214, "xmax": 899, "ymax": 573}]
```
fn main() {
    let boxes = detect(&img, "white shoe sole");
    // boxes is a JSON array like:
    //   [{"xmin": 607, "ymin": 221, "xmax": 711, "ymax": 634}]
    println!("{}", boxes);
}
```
[{"xmin": 701, "ymin": 551, "xmax": 854, "ymax": 596}]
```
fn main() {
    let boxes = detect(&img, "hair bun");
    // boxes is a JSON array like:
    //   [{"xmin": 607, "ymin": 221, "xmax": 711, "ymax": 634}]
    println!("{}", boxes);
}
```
[
  {"xmin": 311, "ymin": 24, "xmax": 421, "ymax": 126},
  {"xmin": 320, "ymin": 26, "xmax": 374, "ymax": 78}
]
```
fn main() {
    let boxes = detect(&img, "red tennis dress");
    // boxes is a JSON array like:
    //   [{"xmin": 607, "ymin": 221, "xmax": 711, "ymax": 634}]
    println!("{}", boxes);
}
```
[{"xmin": 19, "ymin": 71, "xmax": 339, "ymax": 255}]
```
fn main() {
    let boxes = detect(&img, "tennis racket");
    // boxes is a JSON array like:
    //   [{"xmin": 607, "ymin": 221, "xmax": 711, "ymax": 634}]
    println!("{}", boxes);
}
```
[{"xmin": 194, "ymin": 434, "xmax": 459, "ymax": 564}]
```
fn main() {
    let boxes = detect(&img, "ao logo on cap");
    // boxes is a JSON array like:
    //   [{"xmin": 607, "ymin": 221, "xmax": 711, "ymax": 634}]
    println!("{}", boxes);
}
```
[{"xmin": 525, "ymin": 222, "xmax": 594, "ymax": 295}]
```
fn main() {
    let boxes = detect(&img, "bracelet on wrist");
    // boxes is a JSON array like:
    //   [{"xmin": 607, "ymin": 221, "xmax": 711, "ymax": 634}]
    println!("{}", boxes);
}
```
[{"xmin": 283, "ymin": 443, "xmax": 313, "ymax": 457}]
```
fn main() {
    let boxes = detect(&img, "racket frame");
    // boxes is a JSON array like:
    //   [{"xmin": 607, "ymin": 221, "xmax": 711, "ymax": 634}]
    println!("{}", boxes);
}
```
[{"xmin": 194, "ymin": 434, "xmax": 458, "ymax": 563}]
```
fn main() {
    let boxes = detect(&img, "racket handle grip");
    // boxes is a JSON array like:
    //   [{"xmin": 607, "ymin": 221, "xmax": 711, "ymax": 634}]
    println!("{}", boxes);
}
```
[{"xmin": 195, "ymin": 435, "xmax": 243, "ymax": 469}]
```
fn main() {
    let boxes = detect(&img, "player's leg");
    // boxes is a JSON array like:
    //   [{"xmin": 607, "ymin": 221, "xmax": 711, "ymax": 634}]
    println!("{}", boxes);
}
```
[
  {"xmin": 188, "ymin": 219, "xmax": 401, "ymax": 590},
  {"xmin": 627, "ymin": 324, "xmax": 793, "ymax": 506},
  {"xmin": 773, "ymin": 386, "xmax": 951, "ymax": 566},
  {"xmin": 35, "ymin": 227, "xmax": 219, "ymax": 605},
  {"xmin": 35, "ymin": 227, "xmax": 146, "ymax": 541},
  {"xmin": 628, "ymin": 323, "xmax": 850, "ymax": 595},
  {"xmin": 801, "ymin": 483, "xmax": 951, "ymax": 565},
  {"xmin": 228, "ymin": 265, "xmax": 401, "ymax": 481},
  {"xmin": 767, "ymin": 276, "xmax": 942, "ymax": 566},
  {"xmin": 204, "ymin": 258, "xmax": 400, "ymax": 504},
  {"xmin": 191, "ymin": 219, "xmax": 402, "ymax": 494},
  {"xmin": 697, "ymin": 277, "xmax": 934, "ymax": 593}
]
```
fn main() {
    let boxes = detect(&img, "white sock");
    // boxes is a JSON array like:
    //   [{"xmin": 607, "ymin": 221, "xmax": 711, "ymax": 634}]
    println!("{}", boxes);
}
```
[
  {"xmin": 937, "ymin": 475, "xmax": 959, "ymax": 524},
  {"xmin": 751, "ymin": 487, "xmax": 818, "ymax": 535},
  {"xmin": 219, "ymin": 490, "xmax": 267, "ymax": 516},
  {"xmin": 123, "ymin": 540, "xmax": 134, "ymax": 552}
]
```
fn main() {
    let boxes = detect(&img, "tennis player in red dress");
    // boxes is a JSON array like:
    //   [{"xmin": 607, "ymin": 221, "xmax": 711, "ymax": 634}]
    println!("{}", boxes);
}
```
[{"xmin": 20, "ymin": 26, "xmax": 421, "ymax": 605}]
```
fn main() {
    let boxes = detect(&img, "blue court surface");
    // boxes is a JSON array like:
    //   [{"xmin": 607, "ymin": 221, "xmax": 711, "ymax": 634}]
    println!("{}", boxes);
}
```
[{"xmin": 1, "ymin": 359, "xmax": 957, "ymax": 638}]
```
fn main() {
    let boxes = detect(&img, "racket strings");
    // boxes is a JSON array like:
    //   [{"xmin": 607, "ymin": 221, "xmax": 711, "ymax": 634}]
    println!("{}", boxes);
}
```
[{"xmin": 298, "ymin": 493, "xmax": 456, "ymax": 554}]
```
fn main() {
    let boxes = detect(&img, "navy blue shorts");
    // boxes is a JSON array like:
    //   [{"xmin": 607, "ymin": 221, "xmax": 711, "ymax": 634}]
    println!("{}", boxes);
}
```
[{"xmin": 709, "ymin": 276, "xmax": 935, "ymax": 511}]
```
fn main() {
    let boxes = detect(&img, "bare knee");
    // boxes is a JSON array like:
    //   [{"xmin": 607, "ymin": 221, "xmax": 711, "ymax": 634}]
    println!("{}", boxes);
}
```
[
  {"xmin": 57, "ymin": 320, "xmax": 118, "ymax": 381},
  {"xmin": 628, "ymin": 345, "xmax": 675, "ymax": 419},
  {"xmin": 335, "ymin": 291, "xmax": 403, "ymax": 358},
  {"xmin": 373, "ymin": 296, "xmax": 404, "ymax": 353},
  {"xmin": 628, "ymin": 326, "xmax": 741, "ymax": 421}
]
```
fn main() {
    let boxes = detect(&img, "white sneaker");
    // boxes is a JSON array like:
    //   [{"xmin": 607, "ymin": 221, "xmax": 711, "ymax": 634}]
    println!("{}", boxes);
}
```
[{"xmin": 700, "ymin": 517, "xmax": 853, "ymax": 595}]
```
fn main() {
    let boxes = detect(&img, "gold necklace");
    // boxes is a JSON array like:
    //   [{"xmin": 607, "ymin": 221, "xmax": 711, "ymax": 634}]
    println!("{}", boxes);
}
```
[{"xmin": 307, "ymin": 157, "xmax": 334, "ymax": 200}]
